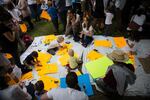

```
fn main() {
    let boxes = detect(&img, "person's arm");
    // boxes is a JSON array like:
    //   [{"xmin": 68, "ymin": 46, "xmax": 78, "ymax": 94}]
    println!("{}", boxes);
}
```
[
  {"xmin": 23, "ymin": 60, "xmax": 31, "ymax": 67},
  {"xmin": 126, "ymin": 40, "xmax": 134, "ymax": 48},
  {"xmin": 84, "ymin": 26, "xmax": 93, "ymax": 37},
  {"xmin": 41, "ymin": 93, "xmax": 50, "ymax": 100},
  {"xmin": 41, "ymin": 90, "xmax": 53, "ymax": 100},
  {"xmin": 18, "ymin": 0, "xmax": 28, "ymax": 10},
  {"xmin": 3, "ymin": 31, "xmax": 15, "ymax": 42},
  {"xmin": 10, "ymin": 73, "xmax": 19, "ymax": 83},
  {"xmin": 13, "ymin": 85, "xmax": 32, "ymax": 100}
]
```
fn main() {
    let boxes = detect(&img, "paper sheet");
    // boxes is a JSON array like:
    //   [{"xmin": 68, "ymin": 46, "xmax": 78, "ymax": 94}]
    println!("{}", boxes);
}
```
[
  {"xmin": 5, "ymin": 53, "xmax": 12, "ymax": 59},
  {"xmin": 39, "ymin": 76, "xmax": 59, "ymax": 91},
  {"xmin": 43, "ymin": 35, "xmax": 57, "ymax": 44},
  {"xmin": 76, "ymin": 70, "xmax": 81, "ymax": 76},
  {"xmin": 19, "ymin": 23, "xmax": 27, "ymax": 33},
  {"xmin": 126, "ymin": 53, "xmax": 135, "ymax": 65},
  {"xmin": 59, "ymin": 53, "xmax": 78, "ymax": 66},
  {"xmin": 85, "ymin": 56, "xmax": 113, "ymax": 79},
  {"xmin": 57, "ymin": 44, "xmax": 73, "ymax": 55},
  {"xmin": 114, "ymin": 37, "xmax": 127, "ymax": 48},
  {"xmin": 40, "ymin": 10, "xmax": 51, "ymax": 21},
  {"xmin": 94, "ymin": 40, "xmax": 112, "ymax": 48},
  {"xmin": 59, "ymin": 53, "xmax": 69, "ymax": 66},
  {"xmin": 87, "ymin": 50, "xmax": 103, "ymax": 61},
  {"xmin": 36, "ymin": 63, "xmax": 58, "ymax": 76},
  {"xmin": 60, "ymin": 74, "xmax": 93, "ymax": 96},
  {"xmin": 21, "ymin": 72, "xmax": 33, "ymax": 80},
  {"xmin": 38, "ymin": 52, "xmax": 52, "ymax": 64}
]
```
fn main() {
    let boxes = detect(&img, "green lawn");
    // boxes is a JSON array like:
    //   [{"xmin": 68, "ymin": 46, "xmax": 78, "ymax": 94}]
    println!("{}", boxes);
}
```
[
  {"xmin": 28, "ymin": 20, "xmax": 64, "ymax": 37},
  {"xmin": 28, "ymin": 20, "xmax": 127, "ymax": 38}
]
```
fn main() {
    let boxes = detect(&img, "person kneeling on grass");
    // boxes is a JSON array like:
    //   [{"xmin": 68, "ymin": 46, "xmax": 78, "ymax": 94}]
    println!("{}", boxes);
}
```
[
  {"xmin": 95, "ymin": 50, "xmax": 136, "ymax": 96},
  {"xmin": 23, "ymin": 51, "xmax": 41, "ymax": 70},
  {"xmin": 41, "ymin": 72, "xmax": 88, "ymax": 100},
  {"xmin": 67, "ymin": 49, "xmax": 83, "ymax": 74}
]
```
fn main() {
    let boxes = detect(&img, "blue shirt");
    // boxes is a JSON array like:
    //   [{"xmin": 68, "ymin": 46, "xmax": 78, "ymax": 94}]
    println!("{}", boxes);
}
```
[{"xmin": 47, "ymin": 7, "xmax": 58, "ymax": 20}]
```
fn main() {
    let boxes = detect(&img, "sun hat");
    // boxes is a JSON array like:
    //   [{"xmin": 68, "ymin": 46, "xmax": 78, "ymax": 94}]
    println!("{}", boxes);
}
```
[{"xmin": 107, "ymin": 50, "xmax": 129, "ymax": 62}]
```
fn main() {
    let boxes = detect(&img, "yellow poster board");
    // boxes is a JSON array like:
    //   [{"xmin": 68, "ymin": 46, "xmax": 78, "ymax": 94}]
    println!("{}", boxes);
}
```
[
  {"xmin": 94, "ymin": 40, "xmax": 112, "ymax": 48},
  {"xmin": 43, "ymin": 35, "xmax": 57, "ymax": 44},
  {"xmin": 114, "ymin": 37, "xmax": 127, "ymax": 48},
  {"xmin": 19, "ymin": 23, "xmax": 27, "ymax": 33},
  {"xmin": 21, "ymin": 72, "xmax": 33, "ymax": 80},
  {"xmin": 87, "ymin": 50, "xmax": 103, "ymax": 61},
  {"xmin": 40, "ymin": 10, "xmax": 51, "ymax": 21},
  {"xmin": 38, "ymin": 52, "xmax": 52, "ymax": 64},
  {"xmin": 57, "ymin": 44, "xmax": 73, "ymax": 55},
  {"xmin": 36, "ymin": 63, "xmax": 58, "ymax": 76},
  {"xmin": 39, "ymin": 76, "xmax": 59, "ymax": 91}
]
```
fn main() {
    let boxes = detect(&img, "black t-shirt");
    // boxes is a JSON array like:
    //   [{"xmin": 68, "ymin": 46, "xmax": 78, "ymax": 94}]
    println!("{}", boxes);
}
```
[
  {"xmin": 0, "ymin": 23, "xmax": 18, "ymax": 52},
  {"xmin": 24, "ymin": 54, "xmax": 35, "ymax": 65}
]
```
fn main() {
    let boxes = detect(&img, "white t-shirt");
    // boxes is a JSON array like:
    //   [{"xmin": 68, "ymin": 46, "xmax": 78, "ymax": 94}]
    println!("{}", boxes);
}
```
[
  {"xmin": 105, "ymin": 12, "xmax": 114, "ymax": 25},
  {"xmin": 66, "ymin": 0, "xmax": 72, "ymax": 7},
  {"xmin": 47, "ymin": 88, "xmax": 88, "ymax": 100},
  {"xmin": 8, "ymin": 8, "xmax": 21, "ymax": 22},
  {"xmin": 132, "ymin": 15, "xmax": 146, "ymax": 26},
  {"xmin": 48, "ymin": 40, "xmax": 63, "ymax": 49},
  {"xmin": 27, "ymin": 0, "xmax": 36, "ymax": 5},
  {"xmin": 82, "ymin": 22, "xmax": 93, "ymax": 35}
]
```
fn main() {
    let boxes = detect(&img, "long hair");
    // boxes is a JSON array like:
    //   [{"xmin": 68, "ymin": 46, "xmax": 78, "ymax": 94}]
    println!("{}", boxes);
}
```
[{"xmin": 0, "ymin": 6, "xmax": 12, "ymax": 22}]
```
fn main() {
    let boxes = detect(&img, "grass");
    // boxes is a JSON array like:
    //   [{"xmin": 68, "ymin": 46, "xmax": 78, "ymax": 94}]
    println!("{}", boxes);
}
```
[
  {"xmin": 28, "ymin": 20, "xmax": 64, "ymax": 37},
  {"xmin": 27, "ymin": 19, "xmax": 128, "ymax": 38}
]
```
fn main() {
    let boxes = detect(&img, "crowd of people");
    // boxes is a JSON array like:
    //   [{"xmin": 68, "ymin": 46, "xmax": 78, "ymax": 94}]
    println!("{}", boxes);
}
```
[{"xmin": 0, "ymin": 0, "xmax": 149, "ymax": 100}]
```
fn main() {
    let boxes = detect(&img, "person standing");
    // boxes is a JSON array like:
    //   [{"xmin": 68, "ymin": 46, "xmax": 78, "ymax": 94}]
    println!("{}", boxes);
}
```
[
  {"xmin": 27, "ymin": 0, "xmax": 39, "ymax": 21},
  {"xmin": 115, "ymin": 0, "xmax": 126, "ymax": 32},
  {"xmin": 55, "ymin": 0, "xmax": 67, "ymax": 32},
  {"xmin": 104, "ymin": 7, "xmax": 114, "ymax": 36},
  {"xmin": 47, "ymin": 1, "xmax": 59, "ymax": 34},
  {"xmin": 18, "ymin": 0, "xmax": 34, "ymax": 30},
  {"xmin": 92, "ymin": 0, "xmax": 105, "ymax": 32},
  {"xmin": 0, "ymin": 6, "xmax": 21, "ymax": 69}
]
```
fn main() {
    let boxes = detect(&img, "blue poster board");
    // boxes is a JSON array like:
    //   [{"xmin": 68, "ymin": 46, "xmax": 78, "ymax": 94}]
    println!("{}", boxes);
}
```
[{"xmin": 60, "ymin": 74, "xmax": 94, "ymax": 96}]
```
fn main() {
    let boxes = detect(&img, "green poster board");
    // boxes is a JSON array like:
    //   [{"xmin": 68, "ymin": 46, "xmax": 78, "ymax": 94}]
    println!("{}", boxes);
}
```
[{"xmin": 85, "ymin": 56, "xmax": 113, "ymax": 79}]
